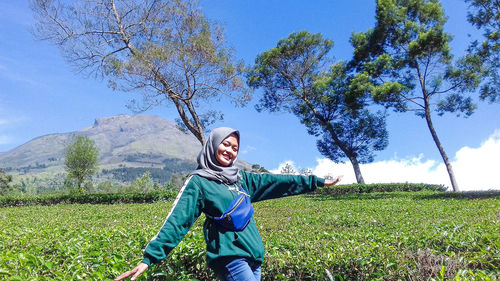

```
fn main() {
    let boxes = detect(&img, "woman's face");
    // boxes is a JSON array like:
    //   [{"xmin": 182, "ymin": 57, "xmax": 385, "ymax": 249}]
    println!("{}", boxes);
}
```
[{"xmin": 215, "ymin": 134, "xmax": 239, "ymax": 167}]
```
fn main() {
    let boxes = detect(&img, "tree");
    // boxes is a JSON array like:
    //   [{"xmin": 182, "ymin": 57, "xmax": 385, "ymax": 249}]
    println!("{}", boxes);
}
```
[
  {"xmin": 280, "ymin": 163, "xmax": 297, "ymax": 175},
  {"xmin": 0, "ymin": 169, "xmax": 13, "ymax": 195},
  {"xmin": 350, "ymin": 0, "xmax": 486, "ymax": 191},
  {"xmin": 127, "ymin": 171, "xmax": 155, "ymax": 193},
  {"xmin": 250, "ymin": 164, "xmax": 269, "ymax": 174},
  {"xmin": 299, "ymin": 168, "xmax": 313, "ymax": 176},
  {"xmin": 465, "ymin": 0, "xmax": 499, "ymax": 103},
  {"xmin": 316, "ymin": 108, "xmax": 388, "ymax": 168},
  {"xmin": 31, "ymin": 0, "xmax": 250, "ymax": 144},
  {"xmin": 248, "ymin": 31, "xmax": 388, "ymax": 184},
  {"xmin": 64, "ymin": 135, "xmax": 99, "ymax": 191}
]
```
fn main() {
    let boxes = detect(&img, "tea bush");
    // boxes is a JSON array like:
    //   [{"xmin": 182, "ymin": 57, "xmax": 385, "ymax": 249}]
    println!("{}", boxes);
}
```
[
  {"xmin": 316, "ymin": 183, "xmax": 447, "ymax": 195},
  {"xmin": 0, "ymin": 183, "xmax": 446, "ymax": 208},
  {"xmin": 0, "ymin": 191, "xmax": 498, "ymax": 280},
  {"xmin": 0, "ymin": 191, "xmax": 177, "ymax": 207}
]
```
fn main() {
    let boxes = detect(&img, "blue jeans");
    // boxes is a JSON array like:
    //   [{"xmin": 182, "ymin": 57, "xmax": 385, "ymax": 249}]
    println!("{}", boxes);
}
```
[{"xmin": 214, "ymin": 258, "xmax": 262, "ymax": 281}]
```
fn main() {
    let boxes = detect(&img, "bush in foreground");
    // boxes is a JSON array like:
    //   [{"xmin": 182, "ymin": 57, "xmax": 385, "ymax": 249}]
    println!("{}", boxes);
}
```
[{"xmin": 0, "ymin": 191, "xmax": 498, "ymax": 280}]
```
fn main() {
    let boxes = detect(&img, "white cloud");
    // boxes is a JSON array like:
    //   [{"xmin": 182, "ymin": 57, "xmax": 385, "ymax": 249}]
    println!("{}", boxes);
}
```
[
  {"xmin": 312, "ymin": 156, "xmax": 450, "ymax": 187},
  {"xmin": 451, "ymin": 129, "xmax": 500, "ymax": 190},
  {"xmin": 275, "ymin": 130, "xmax": 500, "ymax": 191}
]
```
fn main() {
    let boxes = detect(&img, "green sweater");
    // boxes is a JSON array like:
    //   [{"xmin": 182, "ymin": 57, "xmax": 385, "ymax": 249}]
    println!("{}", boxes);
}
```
[{"xmin": 142, "ymin": 171, "xmax": 325, "ymax": 269}]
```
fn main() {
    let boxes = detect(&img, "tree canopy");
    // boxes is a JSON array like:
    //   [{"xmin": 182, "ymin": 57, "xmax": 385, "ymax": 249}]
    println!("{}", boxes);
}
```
[
  {"xmin": 0, "ymin": 169, "xmax": 13, "ymax": 195},
  {"xmin": 465, "ymin": 0, "xmax": 500, "ymax": 103},
  {"xmin": 349, "ymin": 0, "xmax": 488, "ymax": 191},
  {"xmin": 31, "ymin": 0, "xmax": 250, "ymax": 143},
  {"xmin": 64, "ymin": 135, "xmax": 99, "ymax": 191},
  {"xmin": 248, "ymin": 31, "xmax": 388, "ymax": 184}
]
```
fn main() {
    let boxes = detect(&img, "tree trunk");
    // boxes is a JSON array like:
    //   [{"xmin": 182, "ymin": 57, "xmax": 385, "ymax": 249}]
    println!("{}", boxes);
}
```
[
  {"xmin": 349, "ymin": 156, "xmax": 365, "ymax": 184},
  {"xmin": 168, "ymin": 95, "xmax": 205, "ymax": 144},
  {"xmin": 325, "ymin": 127, "xmax": 366, "ymax": 184},
  {"xmin": 424, "ymin": 98, "xmax": 459, "ymax": 191},
  {"xmin": 184, "ymin": 100, "xmax": 206, "ymax": 144},
  {"xmin": 304, "ymin": 100, "xmax": 367, "ymax": 184}
]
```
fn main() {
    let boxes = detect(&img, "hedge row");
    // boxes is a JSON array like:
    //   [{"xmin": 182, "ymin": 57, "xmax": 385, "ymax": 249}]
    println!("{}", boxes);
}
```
[
  {"xmin": 316, "ymin": 183, "xmax": 447, "ymax": 195},
  {"xmin": 0, "ymin": 183, "xmax": 447, "ymax": 208},
  {"xmin": 0, "ymin": 190, "xmax": 178, "ymax": 208}
]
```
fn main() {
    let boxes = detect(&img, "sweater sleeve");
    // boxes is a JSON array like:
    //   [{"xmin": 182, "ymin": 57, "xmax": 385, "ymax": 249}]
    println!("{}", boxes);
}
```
[
  {"xmin": 240, "ymin": 171, "xmax": 325, "ymax": 203},
  {"xmin": 142, "ymin": 176, "xmax": 204, "ymax": 266}
]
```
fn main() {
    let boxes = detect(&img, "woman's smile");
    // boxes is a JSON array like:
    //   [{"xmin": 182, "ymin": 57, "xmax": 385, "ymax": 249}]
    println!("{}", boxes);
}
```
[{"xmin": 216, "ymin": 134, "xmax": 239, "ymax": 167}]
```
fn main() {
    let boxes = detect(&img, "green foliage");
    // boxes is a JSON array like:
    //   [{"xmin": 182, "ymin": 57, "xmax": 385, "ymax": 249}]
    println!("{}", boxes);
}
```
[
  {"xmin": 0, "ymin": 169, "xmax": 13, "ymax": 195},
  {"xmin": 465, "ymin": 0, "xmax": 500, "ymax": 103},
  {"xmin": 248, "ymin": 31, "xmax": 333, "ymax": 113},
  {"xmin": 102, "ymin": 159, "xmax": 196, "ymax": 184},
  {"xmin": 0, "ymin": 183, "xmax": 451, "ymax": 207},
  {"xmin": 0, "ymin": 191, "xmax": 498, "ymax": 280},
  {"xmin": 64, "ymin": 135, "xmax": 99, "ymax": 191},
  {"xmin": 317, "ymin": 108, "xmax": 388, "ymax": 164},
  {"xmin": 0, "ymin": 191, "xmax": 177, "ymax": 208},
  {"xmin": 349, "ymin": 0, "xmax": 489, "ymax": 191},
  {"xmin": 250, "ymin": 164, "xmax": 270, "ymax": 174},
  {"xmin": 125, "ymin": 172, "xmax": 166, "ymax": 193},
  {"xmin": 248, "ymin": 31, "xmax": 389, "ymax": 183},
  {"xmin": 96, "ymin": 181, "xmax": 119, "ymax": 194},
  {"xmin": 316, "ymin": 182, "xmax": 447, "ymax": 195},
  {"xmin": 350, "ymin": 0, "xmax": 484, "ymax": 117},
  {"xmin": 8, "ymin": 173, "xmax": 68, "ymax": 196}
]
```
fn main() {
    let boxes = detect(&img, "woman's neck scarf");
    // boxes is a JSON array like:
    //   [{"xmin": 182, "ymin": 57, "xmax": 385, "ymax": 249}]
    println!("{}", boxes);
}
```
[{"xmin": 191, "ymin": 127, "xmax": 240, "ymax": 185}]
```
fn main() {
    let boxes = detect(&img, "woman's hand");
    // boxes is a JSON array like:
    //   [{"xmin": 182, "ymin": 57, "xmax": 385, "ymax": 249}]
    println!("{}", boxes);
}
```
[
  {"xmin": 115, "ymin": 262, "xmax": 149, "ymax": 281},
  {"xmin": 324, "ymin": 175, "xmax": 343, "ymax": 186}
]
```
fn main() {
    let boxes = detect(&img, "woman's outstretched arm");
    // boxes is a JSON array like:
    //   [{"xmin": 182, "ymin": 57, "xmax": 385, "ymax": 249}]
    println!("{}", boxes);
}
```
[
  {"xmin": 241, "ymin": 171, "xmax": 343, "ymax": 202},
  {"xmin": 324, "ymin": 175, "xmax": 343, "ymax": 186},
  {"xmin": 115, "ymin": 176, "xmax": 204, "ymax": 280}
]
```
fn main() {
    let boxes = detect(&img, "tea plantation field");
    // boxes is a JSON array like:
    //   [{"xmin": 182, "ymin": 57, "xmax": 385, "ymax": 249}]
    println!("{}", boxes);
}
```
[{"xmin": 0, "ymin": 191, "xmax": 498, "ymax": 280}]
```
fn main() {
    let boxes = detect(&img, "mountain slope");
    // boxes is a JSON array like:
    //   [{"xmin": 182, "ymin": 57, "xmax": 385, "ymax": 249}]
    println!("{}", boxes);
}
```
[
  {"xmin": 0, "ymin": 114, "xmax": 253, "ymax": 184},
  {"xmin": 0, "ymin": 114, "xmax": 201, "ymax": 170}
]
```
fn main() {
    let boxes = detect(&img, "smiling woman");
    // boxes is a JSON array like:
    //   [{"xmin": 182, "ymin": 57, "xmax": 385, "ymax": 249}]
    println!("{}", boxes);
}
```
[{"xmin": 115, "ymin": 127, "xmax": 341, "ymax": 281}]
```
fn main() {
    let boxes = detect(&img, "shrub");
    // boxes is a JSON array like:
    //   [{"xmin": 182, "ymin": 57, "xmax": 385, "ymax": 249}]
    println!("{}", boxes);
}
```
[
  {"xmin": 316, "ymin": 183, "xmax": 446, "ymax": 195},
  {"xmin": 0, "ymin": 191, "xmax": 177, "ymax": 207}
]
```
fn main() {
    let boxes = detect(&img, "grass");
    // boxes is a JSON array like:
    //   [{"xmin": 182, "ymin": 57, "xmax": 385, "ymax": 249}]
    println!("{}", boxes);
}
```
[{"xmin": 0, "ymin": 191, "xmax": 498, "ymax": 280}]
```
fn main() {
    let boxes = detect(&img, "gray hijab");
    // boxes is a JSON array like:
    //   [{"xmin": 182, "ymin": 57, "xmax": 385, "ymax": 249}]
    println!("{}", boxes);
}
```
[{"xmin": 191, "ymin": 127, "xmax": 240, "ymax": 185}]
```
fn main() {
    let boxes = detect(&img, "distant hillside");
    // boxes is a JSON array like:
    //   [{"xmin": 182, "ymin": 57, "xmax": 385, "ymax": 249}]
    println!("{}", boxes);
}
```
[{"xmin": 0, "ymin": 114, "xmax": 251, "ymax": 184}]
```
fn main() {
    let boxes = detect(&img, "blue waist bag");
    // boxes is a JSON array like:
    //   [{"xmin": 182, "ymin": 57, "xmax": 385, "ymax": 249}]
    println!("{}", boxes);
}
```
[{"xmin": 207, "ymin": 186, "xmax": 254, "ymax": 232}]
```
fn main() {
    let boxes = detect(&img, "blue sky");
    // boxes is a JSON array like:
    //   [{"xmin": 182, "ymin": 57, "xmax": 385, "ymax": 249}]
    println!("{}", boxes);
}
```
[{"xmin": 1, "ymin": 0, "xmax": 499, "ymax": 190}]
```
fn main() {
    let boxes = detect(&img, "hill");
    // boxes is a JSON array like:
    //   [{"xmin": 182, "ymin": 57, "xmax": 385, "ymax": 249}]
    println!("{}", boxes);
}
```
[{"xmin": 0, "ymin": 114, "xmax": 251, "ymax": 185}]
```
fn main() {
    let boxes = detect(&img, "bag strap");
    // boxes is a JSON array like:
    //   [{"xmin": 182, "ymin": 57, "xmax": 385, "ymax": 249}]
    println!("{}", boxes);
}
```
[
  {"xmin": 205, "ymin": 184, "xmax": 249, "ymax": 220},
  {"xmin": 224, "ymin": 184, "xmax": 250, "ymax": 197}
]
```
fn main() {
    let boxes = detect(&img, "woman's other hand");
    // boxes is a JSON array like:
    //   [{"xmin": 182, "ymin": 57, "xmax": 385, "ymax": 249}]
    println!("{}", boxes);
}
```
[
  {"xmin": 115, "ymin": 262, "xmax": 149, "ymax": 281},
  {"xmin": 324, "ymin": 175, "xmax": 343, "ymax": 186}
]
